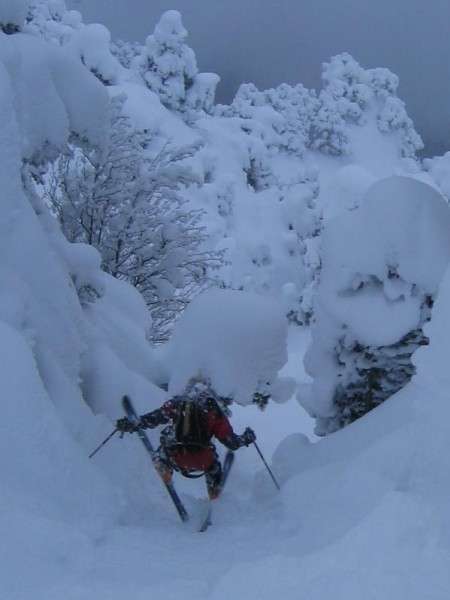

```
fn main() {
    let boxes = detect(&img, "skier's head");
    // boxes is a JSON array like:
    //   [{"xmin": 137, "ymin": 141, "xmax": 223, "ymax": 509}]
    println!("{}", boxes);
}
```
[{"xmin": 185, "ymin": 374, "xmax": 214, "ymax": 401}]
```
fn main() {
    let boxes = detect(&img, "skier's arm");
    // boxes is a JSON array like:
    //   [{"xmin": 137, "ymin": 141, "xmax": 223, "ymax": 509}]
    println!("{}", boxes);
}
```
[
  {"xmin": 116, "ymin": 403, "xmax": 171, "ymax": 433},
  {"xmin": 138, "ymin": 407, "xmax": 170, "ymax": 429},
  {"xmin": 221, "ymin": 432, "xmax": 244, "ymax": 450},
  {"xmin": 221, "ymin": 427, "xmax": 256, "ymax": 450},
  {"xmin": 212, "ymin": 409, "xmax": 256, "ymax": 449}
]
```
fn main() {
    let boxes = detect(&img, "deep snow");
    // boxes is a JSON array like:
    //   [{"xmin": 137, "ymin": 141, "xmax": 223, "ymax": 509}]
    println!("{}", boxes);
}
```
[
  {"xmin": 6, "ymin": 297, "xmax": 450, "ymax": 600},
  {"xmin": 3, "ymin": 4, "xmax": 450, "ymax": 599}
]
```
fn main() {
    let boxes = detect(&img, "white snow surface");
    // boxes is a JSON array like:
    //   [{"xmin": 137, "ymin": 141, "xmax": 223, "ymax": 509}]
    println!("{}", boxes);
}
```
[
  {"xmin": 3, "ymin": 7, "xmax": 450, "ymax": 600},
  {"xmin": 167, "ymin": 288, "xmax": 295, "ymax": 404}
]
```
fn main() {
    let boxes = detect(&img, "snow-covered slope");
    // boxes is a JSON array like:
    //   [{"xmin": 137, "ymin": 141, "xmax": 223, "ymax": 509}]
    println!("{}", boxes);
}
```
[
  {"xmin": 3, "ymin": 4, "xmax": 450, "ymax": 599},
  {"xmin": 5, "ymin": 259, "xmax": 450, "ymax": 600}
]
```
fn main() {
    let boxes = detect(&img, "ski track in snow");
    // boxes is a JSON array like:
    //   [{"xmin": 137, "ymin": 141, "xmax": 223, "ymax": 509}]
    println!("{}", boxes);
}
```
[
  {"xmin": 21, "ymin": 448, "xmax": 296, "ymax": 600},
  {"xmin": 46, "ymin": 480, "xmax": 293, "ymax": 600},
  {"xmin": 20, "ymin": 328, "xmax": 313, "ymax": 600}
]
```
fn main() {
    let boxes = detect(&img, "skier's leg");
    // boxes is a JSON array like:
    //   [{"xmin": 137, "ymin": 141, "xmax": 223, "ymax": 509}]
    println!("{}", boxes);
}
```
[
  {"xmin": 153, "ymin": 444, "xmax": 173, "ymax": 483},
  {"xmin": 205, "ymin": 451, "xmax": 223, "ymax": 500}
]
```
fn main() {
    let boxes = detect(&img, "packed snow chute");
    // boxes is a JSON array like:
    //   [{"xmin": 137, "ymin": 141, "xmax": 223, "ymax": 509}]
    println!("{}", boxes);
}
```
[{"xmin": 116, "ymin": 381, "xmax": 255, "ymax": 530}]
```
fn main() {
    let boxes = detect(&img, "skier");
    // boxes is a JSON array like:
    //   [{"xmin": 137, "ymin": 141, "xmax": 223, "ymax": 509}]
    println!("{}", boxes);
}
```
[{"xmin": 116, "ymin": 378, "xmax": 256, "ymax": 500}]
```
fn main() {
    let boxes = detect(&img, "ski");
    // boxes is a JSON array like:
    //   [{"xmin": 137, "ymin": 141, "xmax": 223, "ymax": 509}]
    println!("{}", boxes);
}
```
[
  {"xmin": 199, "ymin": 450, "xmax": 235, "ymax": 532},
  {"xmin": 122, "ymin": 395, "xmax": 189, "ymax": 524}
]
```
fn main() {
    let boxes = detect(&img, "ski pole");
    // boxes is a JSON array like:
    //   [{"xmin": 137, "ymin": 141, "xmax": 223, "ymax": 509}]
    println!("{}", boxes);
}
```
[
  {"xmin": 89, "ymin": 429, "xmax": 119, "ymax": 459},
  {"xmin": 253, "ymin": 441, "xmax": 281, "ymax": 491}
]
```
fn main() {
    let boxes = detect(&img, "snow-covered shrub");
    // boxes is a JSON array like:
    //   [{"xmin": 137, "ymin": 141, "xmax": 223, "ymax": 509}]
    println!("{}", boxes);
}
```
[
  {"xmin": 190, "ymin": 102, "xmax": 323, "ymax": 323},
  {"xmin": 186, "ymin": 71, "xmax": 220, "ymax": 114},
  {"xmin": 214, "ymin": 182, "xmax": 322, "ymax": 325},
  {"xmin": 309, "ymin": 92, "xmax": 351, "ymax": 156},
  {"xmin": 303, "ymin": 176, "xmax": 450, "ymax": 435},
  {"xmin": 68, "ymin": 23, "xmax": 128, "ymax": 86},
  {"xmin": 422, "ymin": 152, "xmax": 450, "ymax": 201},
  {"xmin": 44, "ymin": 94, "xmax": 223, "ymax": 340},
  {"xmin": 217, "ymin": 53, "xmax": 421, "ymax": 164},
  {"xmin": 266, "ymin": 83, "xmax": 318, "ymax": 156},
  {"xmin": 374, "ymin": 78, "xmax": 423, "ymax": 158},
  {"xmin": 321, "ymin": 52, "xmax": 372, "ymax": 124},
  {"xmin": 314, "ymin": 53, "xmax": 423, "ymax": 158},
  {"xmin": 278, "ymin": 182, "xmax": 323, "ymax": 324},
  {"xmin": 131, "ymin": 10, "xmax": 219, "ymax": 115},
  {"xmin": 220, "ymin": 81, "xmax": 317, "ymax": 158},
  {"xmin": 111, "ymin": 38, "xmax": 142, "ymax": 69},
  {"xmin": 0, "ymin": 0, "xmax": 30, "ymax": 33},
  {"xmin": 25, "ymin": 0, "xmax": 80, "ymax": 43}
]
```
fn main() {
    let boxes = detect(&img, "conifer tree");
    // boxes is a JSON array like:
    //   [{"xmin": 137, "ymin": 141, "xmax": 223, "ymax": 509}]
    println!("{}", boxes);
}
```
[
  {"xmin": 131, "ymin": 10, "xmax": 219, "ymax": 115},
  {"xmin": 316, "ymin": 53, "xmax": 423, "ymax": 158}
]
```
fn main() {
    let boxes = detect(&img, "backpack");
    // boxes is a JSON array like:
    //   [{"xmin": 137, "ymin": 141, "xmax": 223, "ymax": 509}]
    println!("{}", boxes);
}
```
[{"xmin": 174, "ymin": 400, "xmax": 209, "ymax": 447}]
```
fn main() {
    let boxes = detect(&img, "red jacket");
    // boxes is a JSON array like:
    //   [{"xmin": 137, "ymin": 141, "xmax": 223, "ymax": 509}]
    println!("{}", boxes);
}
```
[{"xmin": 161, "ymin": 398, "xmax": 235, "ymax": 472}]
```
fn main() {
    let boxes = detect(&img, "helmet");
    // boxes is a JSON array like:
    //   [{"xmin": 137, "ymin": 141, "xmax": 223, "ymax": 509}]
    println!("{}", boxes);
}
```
[{"xmin": 185, "ymin": 375, "xmax": 214, "ymax": 401}]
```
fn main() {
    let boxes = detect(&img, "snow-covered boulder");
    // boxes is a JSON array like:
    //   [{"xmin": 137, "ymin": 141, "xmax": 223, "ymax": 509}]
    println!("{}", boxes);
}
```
[{"xmin": 304, "ymin": 176, "xmax": 450, "ymax": 434}]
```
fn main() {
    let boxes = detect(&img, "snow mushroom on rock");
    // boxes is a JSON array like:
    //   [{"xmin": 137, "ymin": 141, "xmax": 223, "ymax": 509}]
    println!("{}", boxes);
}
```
[
  {"xmin": 303, "ymin": 176, "xmax": 450, "ymax": 435},
  {"xmin": 166, "ymin": 288, "xmax": 295, "ymax": 406}
]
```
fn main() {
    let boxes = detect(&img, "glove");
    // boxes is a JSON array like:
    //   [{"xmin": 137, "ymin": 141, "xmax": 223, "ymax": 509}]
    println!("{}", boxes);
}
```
[
  {"xmin": 116, "ymin": 417, "xmax": 137, "ymax": 433},
  {"xmin": 241, "ymin": 427, "xmax": 256, "ymax": 446}
]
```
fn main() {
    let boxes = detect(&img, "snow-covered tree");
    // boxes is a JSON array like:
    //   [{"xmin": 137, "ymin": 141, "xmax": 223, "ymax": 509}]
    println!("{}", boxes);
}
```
[
  {"xmin": 303, "ymin": 176, "xmax": 450, "ymax": 435},
  {"xmin": 220, "ymin": 82, "xmax": 318, "ymax": 158},
  {"xmin": 265, "ymin": 83, "xmax": 318, "ymax": 156},
  {"xmin": 67, "ymin": 23, "xmax": 129, "ymax": 86},
  {"xmin": 111, "ymin": 38, "xmax": 142, "ymax": 69},
  {"xmin": 0, "ymin": 0, "xmax": 30, "ymax": 33},
  {"xmin": 25, "ymin": 0, "xmax": 80, "ymax": 43},
  {"xmin": 316, "ymin": 53, "xmax": 423, "ymax": 158},
  {"xmin": 422, "ymin": 151, "xmax": 450, "ymax": 201},
  {"xmin": 196, "ymin": 82, "xmax": 324, "ymax": 323},
  {"xmin": 329, "ymin": 292, "xmax": 431, "ymax": 429},
  {"xmin": 309, "ymin": 93, "xmax": 351, "ymax": 156},
  {"xmin": 370, "ymin": 68, "xmax": 422, "ymax": 157},
  {"xmin": 131, "ymin": 10, "xmax": 219, "ymax": 115},
  {"xmin": 321, "ymin": 53, "xmax": 372, "ymax": 124},
  {"xmin": 44, "ymin": 94, "xmax": 223, "ymax": 340}
]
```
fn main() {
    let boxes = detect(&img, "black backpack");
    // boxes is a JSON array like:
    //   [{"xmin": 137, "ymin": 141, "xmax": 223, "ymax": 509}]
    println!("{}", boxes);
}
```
[{"xmin": 174, "ymin": 399, "xmax": 209, "ymax": 447}]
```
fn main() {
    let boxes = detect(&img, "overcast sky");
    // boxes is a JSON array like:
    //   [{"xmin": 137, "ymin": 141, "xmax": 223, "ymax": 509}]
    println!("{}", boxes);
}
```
[{"xmin": 69, "ymin": 0, "xmax": 450, "ymax": 156}]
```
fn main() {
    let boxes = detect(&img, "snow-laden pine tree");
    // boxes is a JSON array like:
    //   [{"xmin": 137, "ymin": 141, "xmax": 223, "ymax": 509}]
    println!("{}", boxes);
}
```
[
  {"xmin": 131, "ymin": 10, "xmax": 219, "ymax": 116},
  {"xmin": 44, "ymin": 94, "xmax": 223, "ymax": 340},
  {"xmin": 314, "ymin": 53, "xmax": 423, "ymax": 158},
  {"xmin": 303, "ymin": 176, "xmax": 450, "ymax": 435},
  {"xmin": 218, "ymin": 81, "xmax": 318, "ymax": 158},
  {"xmin": 265, "ymin": 83, "xmax": 319, "ymax": 156},
  {"xmin": 329, "ymin": 285, "xmax": 432, "ymax": 428},
  {"xmin": 111, "ymin": 38, "xmax": 142, "ymax": 70},
  {"xmin": 25, "ymin": 0, "xmax": 78, "ymax": 42},
  {"xmin": 309, "ymin": 93, "xmax": 351, "ymax": 156}
]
